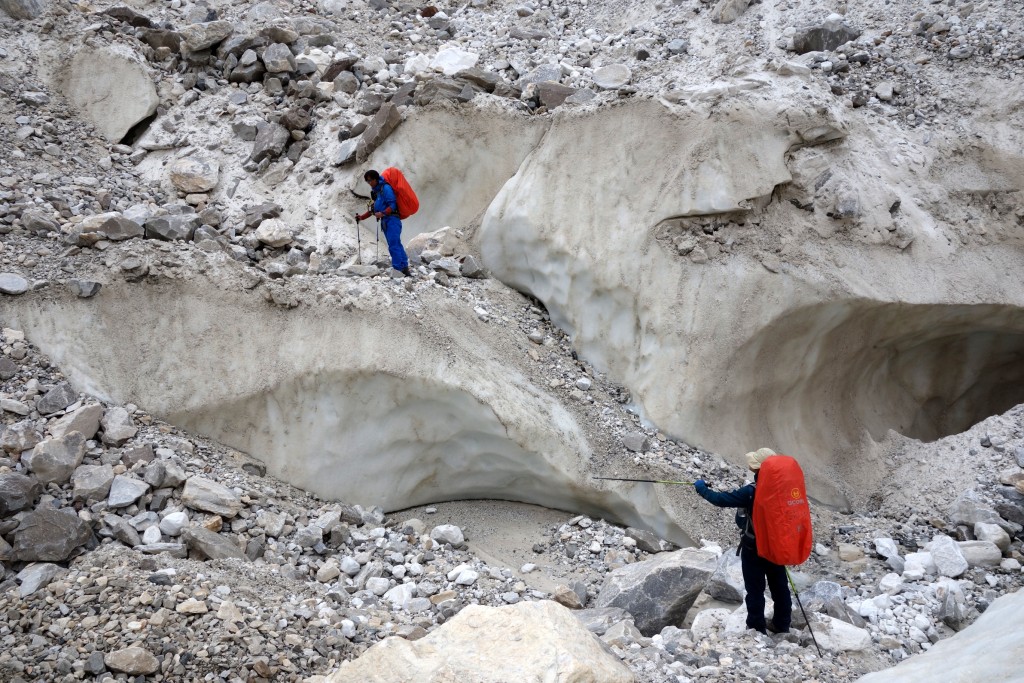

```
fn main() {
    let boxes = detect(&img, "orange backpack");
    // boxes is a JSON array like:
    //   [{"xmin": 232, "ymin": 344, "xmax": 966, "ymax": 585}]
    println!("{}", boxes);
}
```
[
  {"xmin": 380, "ymin": 167, "xmax": 420, "ymax": 220},
  {"xmin": 751, "ymin": 455, "xmax": 813, "ymax": 565}
]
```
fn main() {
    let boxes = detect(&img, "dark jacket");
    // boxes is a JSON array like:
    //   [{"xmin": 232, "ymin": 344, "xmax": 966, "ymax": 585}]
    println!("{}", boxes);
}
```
[
  {"xmin": 695, "ymin": 475, "xmax": 757, "ymax": 549},
  {"xmin": 372, "ymin": 181, "xmax": 400, "ymax": 227}
]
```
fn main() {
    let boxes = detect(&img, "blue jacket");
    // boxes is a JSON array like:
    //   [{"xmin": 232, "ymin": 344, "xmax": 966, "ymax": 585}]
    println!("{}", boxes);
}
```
[
  {"xmin": 695, "ymin": 477, "xmax": 757, "ymax": 549},
  {"xmin": 373, "ymin": 182, "xmax": 400, "ymax": 226}
]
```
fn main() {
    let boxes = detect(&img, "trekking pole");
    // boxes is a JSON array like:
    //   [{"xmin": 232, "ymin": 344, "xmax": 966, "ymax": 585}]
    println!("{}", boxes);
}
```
[
  {"xmin": 786, "ymin": 567, "xmax": 823, "ymax": 658},
  {"xmin": 354, "ymin": 215, "xmax": 362, "ymax": 264},
  {"xmin": 591, "ymin": 476, "xmax": 694, "ymax": 486}
]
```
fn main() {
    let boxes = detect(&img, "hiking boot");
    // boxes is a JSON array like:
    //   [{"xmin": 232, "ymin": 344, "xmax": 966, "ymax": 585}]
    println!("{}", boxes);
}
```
[
  {"xmin": 766, "ymin": 622, "xmax": 789, "ymax": 634},
  {"xmin": 401, "ymin": 267, "xmax": 412, "ymax": 277}
]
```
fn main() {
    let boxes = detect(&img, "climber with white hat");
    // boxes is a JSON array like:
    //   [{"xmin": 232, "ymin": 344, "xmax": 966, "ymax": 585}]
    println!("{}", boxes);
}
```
[{"xmin": 693, "ymin": 447, "xmax": 792, "ymax": 635}]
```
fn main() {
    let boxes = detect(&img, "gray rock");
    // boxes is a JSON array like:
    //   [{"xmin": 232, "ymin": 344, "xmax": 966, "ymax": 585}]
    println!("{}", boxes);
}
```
[
  {"xmin": 344, "ymin": 264, "xmax": 380, "ymax": 278},
  {"xmin": 24, "ymin": 432, "xmax": 87, "ymax": 484},
  {"xmin": 333, "ymin": 138, "xmax": 359, "ymax": 166},
  {"xmin": 14, "ymin": 508, "xmax": 94, "ymax": 562},
  {"xmin": 169, "ymin": 157, "xmax": 219, "ymax": 193},
  {"xmin": 68, "ymin": 279, "xmax": 102, "ymax": 298},
  {"xmin": 625, "ymin": 527, "xmax": 662, "ymax": 553},
  {"xmin": 107, "ymin": 475, "xmax": 150, "ymax": 508},
  {"xmin": 573, "ymin": 606, "xmax": 634, "ymax": 635},
  {"xmin": 122, "ymin": 443, "xmax": 155, "ymax": 467},
  {"xmin": 706, "ymin": 551, "xmax": 745, "ymax": 603},
  {"xmin": 431, "ymin": 257, "xmax": 462, "ymax": 276},
  {"xmin": 622, "ymin": 432, "xmax": 649, "ymax": 453},
  {"xmin": 180, "ymin": 21, "xmax": 233, "ymax": 52},
  {"xmin": 134, "ymin": 542, "xmax": 187, "ymax": 557},
  {"xmin": 509, "ymin": 25, "xmax": 550, "ymax": 41},
  {"xmin": 262, "ymin": 43, "xmax": 296, "ymax": 73},
  {"xmin": 957, "ymin": 540, "xmax": 1002, "ymax": 567},
  {"xmin": 51, "ymin": 403, "xmax": 103, "ymax": 440},
  {"xmin": 592, "ymin": 64, "xmax": 631, "ymax": 89},
  {"xmin": 84, "ymin": 651, "xmax": 106, "ymax": 676},
  {"xmin": 430, "ymin": 524, "xmax": 465, "ymax": 546},
  {"xmin": 37, "ymin": 382, "xmax": 77, "ymax": 415},
  {"xmin": 71, "ymin": 464, "xmax": 115, "ymax": 503},
  {"xmin": 77, "ymin": 212, "xmax": 144, "ymax": 241},
  {"xmin": 294, "ymin": 524, "xmax": 323, "ymax": 547},
  {"xmin": 16, "ymin": 562, "xmax": 66, "ymax": 597},
  {"xmin": 937, "ymin": 579, "xmax": 969, "ymax": 631},
  {"xmin": 142, "ymin": 525, "xmax": 162, "ymax": 544},
  {"xmin": 333, "ymin": 71, "xmax": 359, "ymax": 94},
  {"xmin": 594, "ymin": 547, "xmax": 717, "ymax": 635},
  {"xmin": 159, "ymin": 511, "xmax": 189, "ymax": 536},
  {"xmin": 104, "ymin": 647, "xmax": 159, "ymax": 676},
  {"xmin": 144, "ymin": 460, "xmax": 167, "ymax": 488},
  {"xmin": 0, "ymin": 473, "xmax": 42, "ymax": 516},
  {"xmin": 520, "ymin": 64, "xmax": 561, "ymax": 86},
  {"xmin": 414, "ymin": 78, "xmax": 464, "ymax": 106},
  {"xmin": 105, "ymin": 514, "xmax": 142, "ymax": 547},
  {"xmin": 536, "ymin": 81, "xmax": 576, "ymax": 109},
  {"xmin": 792, "ymin": 18, "xmax": 861, "ymax": 54},
  {"xmin": 356, "ymin": 102, "xmax": 402, "ymax": 163},
  {"xmin": 182, "ymin": 477, "xmax": 243, "ymax": 517},
  {"xmin": 0, "ymin": 356, "xmax": 17, "ymax": 380},
  {"xmin": 0, "ymin": 0, "xmax": 45, "ymax": 19},
  {"xmin": 666, "ymin": 38, "xmax": 689, "ymax": 55},
  {"xmin": 250, "ymin": 122, "xmax": 290, "ymax": 163},
  {"xmin": 460, "ymin": 255, "xmax": 484, "ymax": 278},
  {"xmin": 951, "ymin": 490, "xmax": 1018, "ymax": 534},
  {"xmin": 973, "ymin": 523, "xmax": 1010, "ymax": 551},
  {"xmin": 145, "ymin": 214, "xmax": 201, "ymax": 241},
  {"xmin": 1, "ymin": 420, "xmax": 41, "ymax": 454},
  {"xmin": 20, "ymin": 209, "xmax": 60, "ymax": 234},
  {"xmin": 229, "ymin": 60, "xmax": 266, "ymax": 84},
  {"xmin": 928, "ymin": 535, "xmax": 968, "ymax": 577},
  {"xmin": 100, "ymin": 407, "xmax": 137, "ymax": 445},
  {"xmin": 711, "ymin": 0, "xmax": 750, "ymax": 23},
  {"xmin": 182, "ymin": 526, "xmax": 248, "ymax": 561},
  {"xmin": 60, "ymin": 46, "xmax": 159, "ymax": 143}
]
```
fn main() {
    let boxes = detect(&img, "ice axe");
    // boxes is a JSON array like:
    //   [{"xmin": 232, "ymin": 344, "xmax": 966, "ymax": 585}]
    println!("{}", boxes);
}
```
[{"xmin": 591, "ymin": 476, "xmax": 694, "ymax": 486}]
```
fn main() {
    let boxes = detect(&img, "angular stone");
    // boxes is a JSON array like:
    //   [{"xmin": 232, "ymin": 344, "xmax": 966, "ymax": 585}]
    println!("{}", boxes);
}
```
[
  {"xmin": 250, "ymin": 122, "xmax": 290, "ymax": 162},
  {"xmin": 594, "ymin": 547, "xmax": 717, "ymax": 636},
  {"xmin": 0, "ymin": 356, "xmax": 17, "ymax": 380},
  {"xmin": 122, "ymin": 443, "xmax": 155, "ymax": 467},
  {"xmin": 101, "ymin": 406, "xmax": 137, "ymax": 445},
  {"xmin": 25, "ymin": 432, "xmax": 87, "ymax": 484},
  {"xmin": 431, "ymin": 46, "xmax": 479, "ymax": 76},
  {"xmin": 104, "ymin": 647, "xmax": 159, "ymax": 676},
  {"xmin": 14, "ymin": 508, "xmax": 93, "ymax": 562},
  {"xmin": 0, "ymin": 473, "xmax": 42, "ymax": 516},
  {"xmin": 927, "ymin": 535, "xmax": 968, "ymax": 578},
  {"xmin": 0, "ymin": 273, "xmax": 29, "ymax": 296},
  {"xmin": 107, "ymin": 475, "xmax": 150, "ymax": 508},
  {"xmin": 536, "ymin": 81, "xmax": 576, "ymax": 109},
  {"xmin": 145, "ymin": 214, "xmax": 201, "ymax": 241},
  {"xmin": 262, "ymin": 43, "xmax": 296, "ymax": 72},
  {"xmin": 956, "ymin": 540, "xmax": 1002, "ymax": 567},
  {"xmin": 973, "ymin": 523, "xmax": 1010, "ymax": 552},
  {"xmin": 430, "ymin": 524, "xmax": 464, "ymax": 546},
  {"xmin": 169, "ymin": 157, "xmax": 219, "ymax": 193},
  {"xmin": 1, "ymin": 420, "xmax": 40, "ymax": 455},
  {"xmin": 706, "ymin": 551, "xmax": 745, "ymax": 603},
  {"xmin": 84, "ymin": 212, "xmax": 145, "ymax": 241},
  {"xmin": 622, "ymin": 432, "xmax": 649, "ymax": 453},
  {"xmin": 105, "ymin": 514, "xmax": 142, "ymax": 547},
  {"xmin": 255, "ymin": 218, "xmax": 294, "ymax": 248},
  {"xmin": 180, "ymin": 21, "xmax": 233, "ymax": 52},
  {"xmin": 61, "ymin": 46, "xmax": 159, "ymax": 143},
  {"xmin": 811, "ymin": 614, "xmax": 872, "ymax": 652},
  {"xmin": 16, "ymin": 562, "xmax": 66, "ymax": 597},
  {"xmin": 20, "ymin": 209, "xmax": 60, "ymax": 234},
  {"xmin": 951, "ymin": 490, "xmax": 1017, "ymax": 534},
  {"xmin": 327, "ymin": 601, "xmax": 632, "ymax": 682},
  {"xmin": 356, "ymin": 102, "xmax": 401, "ymax": 163},
  {"xmin": 69, "ymin": 279, "xmax": 102, "ymax": 298},
  {"xmin": 573, "ymin": 606, "xmax": 632, "ymax": 636},
  {"xmin": 414, "ymin": 77, "xmax": 464, "ymax": 106},
  {"xmin": 460, "ymin": 255, "xmax": 484, "ymax": 278},
  {"xmin": 182, "ymin": 477, "xmax": 243, "ymax": 517},
  {"xmin": 711, "ymin": 0, "xmax": 750, "ymax": 23},
  {"xmin": 50, "ymin": 403, "xmax": 103, "ymax": 440},
  {"xmin": 0, "ymin": 0, "xmax": 45, "ymax": 19},
  {"xmin": 182, "ymin": 526, "xmax": 248, "ymax": 561},
  {"xmin": 37, "ymin": 381, "xmax": 77, "ymax": 415},
  {"xmin": 72, "ymin": 464, "xmax": 115, "ymax": 503}
]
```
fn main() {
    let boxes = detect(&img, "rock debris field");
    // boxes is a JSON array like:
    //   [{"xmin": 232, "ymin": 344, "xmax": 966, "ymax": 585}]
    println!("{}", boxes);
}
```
[{"xmin": 1, "ymin": 0, "xmax": 1023, "ymax": 679}]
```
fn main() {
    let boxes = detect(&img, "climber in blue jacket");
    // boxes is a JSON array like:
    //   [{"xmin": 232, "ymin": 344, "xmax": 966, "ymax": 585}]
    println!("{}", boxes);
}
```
[{"xmin": 356, "ymin": 169, "xmax": 410, "ymax": 276}]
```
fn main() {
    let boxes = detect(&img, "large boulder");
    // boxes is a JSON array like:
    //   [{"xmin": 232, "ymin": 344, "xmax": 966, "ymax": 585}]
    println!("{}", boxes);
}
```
[
  {"xmin": 71, "ymin": 464, "xmax": 115, "ymax": 503},
  {"xmin": 0, "ymin": 0, "xmax": 45, "ymax": 19},
  {"xmin": 59, "ymin": 45, "xmax": 159, "ymax": 143},
  {"xmin": 327, "ymin": 601, "xmax": 633, "ymax": 682},
  {"xmin": 50, "ymin": 403, "xmax": 103, "ymax": 440},
  {"xmin": 927, "ymin": 535, "xmax": 968, "ymax": 578},
  {"xmin": 594, "ymin": 547, "xmax": 717, "ymax": 635},
  {"xmin": 36, "ymin": 381, "xmax": 77, "ymax": 415},
  {"xmin": 356, "ymin": 102, "xmax": 402, "ymax": 163},
  {"xmin": 706, "ymin": 550, "xmax": 745, "ymax": 603},
  {"xmin": 956, "ymin": 540, "xmax": 1002, "ymax": 567},
  {"xmin": 182, "ymin": 477, "xmax": 243, "ymax": 517},
  {"xmin": 810, "ymin": 614, "xmax": 872, "ymax": 652},
  {"xmin": 1, "ymin": 420, "xmax": 40, "ymax": 455},
  {"xmin": 23, "ymin": 431, "xmax": 87, "ymax": 484},
  {"xmin": 250, "ymin": 122, "xmax": 290, "ymax": 163},
  {"xmin": 107, "ymin": 475, "xmax": 150, "ymax": 508},
  {"xmin": 792, "ymin": 16, "xmax": 861, "ymax": 54},
  {"xmin": 13, "ymin": 508, "xmax": 94, "ymax": 562},
  {"xmin": 75, "ymin": 213, "xmax": 144, "ymax": 242},
  {"xmin": 180, "ymin": 21, "xmax": 233, "ymax": 52},
  {"xmin": 181, "ymin": 526, "xmax": 248, "ymax": 561},
  {"xmin": 856, "ymin": 589, "xmax": 1024, "ymax": 682},
  {"xmin": 169, "ymin": 157, "xmax": 220, "ymax": 193},
  {"xmin": 0, "ymin": 473, "xmax": 42, "ymax": 517},
  {"xmin": 100, "ymin": 407, "xmax": 137, "ymax": 445}
]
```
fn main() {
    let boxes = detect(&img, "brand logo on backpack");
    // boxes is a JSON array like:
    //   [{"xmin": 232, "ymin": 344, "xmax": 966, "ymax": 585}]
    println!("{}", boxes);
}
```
[{"xmin": 791, "ymin": 488, "xmax": 800, "ymax": 499}]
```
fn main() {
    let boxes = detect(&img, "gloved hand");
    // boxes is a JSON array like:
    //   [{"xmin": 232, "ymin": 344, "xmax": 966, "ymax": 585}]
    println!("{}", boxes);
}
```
[
  {"xmin": 694, "ymin": 479, "xmax": 708, "ymax": 493},
  {"xmin": 354, "ymin": 213, "xmax": 361, "ymax": 223}
]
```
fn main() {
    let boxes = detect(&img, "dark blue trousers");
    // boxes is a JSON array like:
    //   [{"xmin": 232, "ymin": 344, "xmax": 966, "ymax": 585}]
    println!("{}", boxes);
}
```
[
  {"xmin": 741, "ymin": 545, "xmax": 792, "ymax": 632},
  {"xmin": 381, "ymin": 216, "xmax": 408, "ymax": 271}
]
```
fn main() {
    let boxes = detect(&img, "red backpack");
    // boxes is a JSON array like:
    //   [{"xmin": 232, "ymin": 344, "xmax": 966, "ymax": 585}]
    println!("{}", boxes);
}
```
[
  {"xmin": 751, "ymin": 455, "xmax": 813, "ymax": 565},
  {"xmin": 381, "ymin": 167, "xmax": 420, "ymax": 220}
]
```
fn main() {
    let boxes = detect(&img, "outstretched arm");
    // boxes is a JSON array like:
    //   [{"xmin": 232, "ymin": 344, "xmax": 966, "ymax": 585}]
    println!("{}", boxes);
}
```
[{"xmin": 694, "ymin": 481, "xmax": 754, "ymax": 508}]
